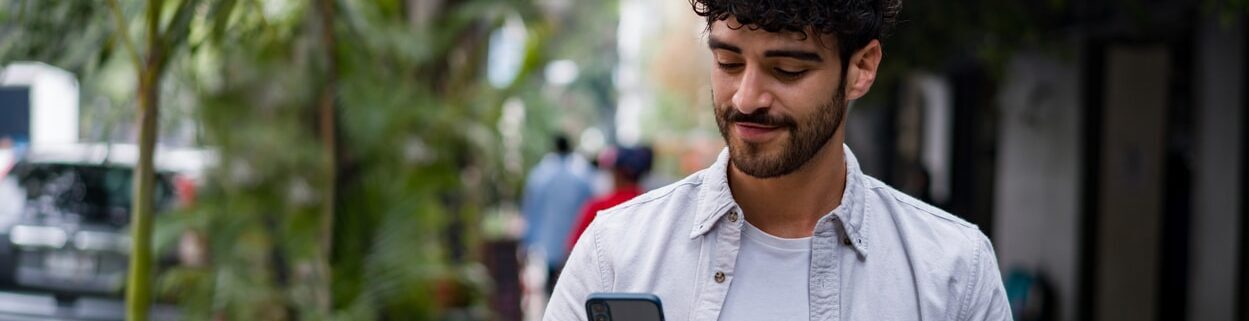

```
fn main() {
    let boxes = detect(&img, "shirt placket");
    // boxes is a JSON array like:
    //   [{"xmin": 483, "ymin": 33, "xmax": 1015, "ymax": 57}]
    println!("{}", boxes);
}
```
[
  {"xmin": 810, "ymin": 215, "xmax": 844, "ymax": 321},
  {"xmin": 693, "ymin": 207, "xmax": 744, "ymax": 321}
]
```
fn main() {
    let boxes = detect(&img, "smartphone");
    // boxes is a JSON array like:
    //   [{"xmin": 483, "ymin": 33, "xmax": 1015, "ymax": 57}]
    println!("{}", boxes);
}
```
[{"xmin": 584, "ymin": 292, "xmax": 665, "ymax": 321}]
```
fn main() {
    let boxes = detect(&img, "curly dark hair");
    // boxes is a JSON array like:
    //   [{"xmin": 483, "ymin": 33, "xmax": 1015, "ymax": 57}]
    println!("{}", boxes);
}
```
[{"xmin": 690, "ymin": 0, "xmax": 902, "ymax": 67}]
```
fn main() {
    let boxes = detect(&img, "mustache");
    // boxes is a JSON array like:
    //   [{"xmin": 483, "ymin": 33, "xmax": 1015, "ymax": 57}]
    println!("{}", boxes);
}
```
[{"xmin": 721, "ymin": 108, "xmax": 796, "ymax": 128}]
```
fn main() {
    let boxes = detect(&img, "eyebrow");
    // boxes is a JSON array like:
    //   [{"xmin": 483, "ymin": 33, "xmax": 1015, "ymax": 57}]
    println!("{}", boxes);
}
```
[
  {"xmin": 708, "ymin": 37, "xmax": 824, "ymax": 63},
  {"xmin": 764, "ymin": 49, "xmax": 823, "ymax": 62},
  {"xmin": 708, "ymin": 38, "xmax": 741, "ymax": 53}
]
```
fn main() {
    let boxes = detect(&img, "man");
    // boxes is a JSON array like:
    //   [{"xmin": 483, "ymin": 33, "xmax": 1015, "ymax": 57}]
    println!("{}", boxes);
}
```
[
  {"xmin": 566, "ymin": 146, "xmax": 654, "ymax": 252},
  {"xmin": 522, "ymin": 135, "xmax": 594, "ymax": 294},
  {"xmin": 545, "ymin": 0, "xmax": 1011, "ymax": 320}
]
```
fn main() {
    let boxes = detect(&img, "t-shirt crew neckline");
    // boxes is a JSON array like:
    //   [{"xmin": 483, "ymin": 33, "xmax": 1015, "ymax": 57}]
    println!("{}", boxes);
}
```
[{"xmin": 741, "ymin": 221, "xmax": 812, "ymax": 252}]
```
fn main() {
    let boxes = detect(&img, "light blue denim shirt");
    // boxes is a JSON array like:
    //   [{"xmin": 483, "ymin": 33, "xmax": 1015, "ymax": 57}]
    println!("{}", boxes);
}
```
[{"xmin": 545, "ymin": 145, "xmax": 1012, "ymax": 321}]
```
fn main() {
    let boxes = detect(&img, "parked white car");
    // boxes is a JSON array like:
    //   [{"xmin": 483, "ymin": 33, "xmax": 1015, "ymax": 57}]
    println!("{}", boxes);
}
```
[{"xmin": 0, "ymin": 144, "xmax": 211, "ymax": 303}]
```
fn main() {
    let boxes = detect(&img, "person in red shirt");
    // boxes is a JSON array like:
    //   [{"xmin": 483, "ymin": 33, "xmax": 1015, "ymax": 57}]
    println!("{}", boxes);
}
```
[{"xmin": 566, "ymin": 146, "xmax": 653, "ymax": 251}]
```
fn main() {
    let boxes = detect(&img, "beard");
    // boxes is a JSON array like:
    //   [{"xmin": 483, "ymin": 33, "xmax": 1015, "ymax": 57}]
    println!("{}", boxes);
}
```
[{"xmin": 715, "ymin": 86, "xmax": 847, "ymax": 179}]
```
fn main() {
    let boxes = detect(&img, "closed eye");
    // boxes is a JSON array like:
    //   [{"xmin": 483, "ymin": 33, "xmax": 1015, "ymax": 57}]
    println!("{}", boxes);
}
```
[
  {"xmin": 717, "ymin": 62, "xmax": 744, "ymax": 72},
  {"xmin": 774, "ymin": 68, "xmax": 808, "ymax": 80}
]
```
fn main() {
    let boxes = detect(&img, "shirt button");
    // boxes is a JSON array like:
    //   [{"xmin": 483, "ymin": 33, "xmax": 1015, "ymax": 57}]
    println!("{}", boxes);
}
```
[
  {"xmin": 727, "ymin": 210, "xmax": 739, "ymax": 223},
  {"xmin": 714, "ymin": 271, "xmax": 726, "ymax": 283}
]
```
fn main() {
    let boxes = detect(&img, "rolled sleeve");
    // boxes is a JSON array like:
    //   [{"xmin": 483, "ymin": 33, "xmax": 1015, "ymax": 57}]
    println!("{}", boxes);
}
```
[{"xmin": 959, "ymin": 235, "xmax": 1013, "ymax": 321}]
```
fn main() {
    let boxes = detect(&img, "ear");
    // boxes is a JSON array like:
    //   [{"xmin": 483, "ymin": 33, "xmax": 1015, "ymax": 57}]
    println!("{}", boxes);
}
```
[{"xmin": 845, "ymin": 39, "xmax": 882, "ymax": 100}]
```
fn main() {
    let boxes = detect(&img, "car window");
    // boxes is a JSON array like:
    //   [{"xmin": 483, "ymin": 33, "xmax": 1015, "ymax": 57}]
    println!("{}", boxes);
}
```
[{"xmin": 2, "ymin": 163, "xmax": 175, "ymax": 226}]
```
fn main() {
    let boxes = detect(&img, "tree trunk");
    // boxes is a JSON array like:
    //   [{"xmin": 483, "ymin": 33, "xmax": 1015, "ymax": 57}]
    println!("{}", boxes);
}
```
[
  {"xmin": 314, "ymin": 0, "xmax": 338, "ymax": 312},
  {"xmin": 126, "ymin": 60, "xmax": 161, "ymax": 321},
  {"xmin": 126, "ymin": 1, "xmax": 166, "ymax": 320}
]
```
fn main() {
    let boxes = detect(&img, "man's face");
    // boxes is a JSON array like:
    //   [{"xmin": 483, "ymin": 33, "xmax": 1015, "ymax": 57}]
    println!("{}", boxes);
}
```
[{"xmin": 709, "ymin": 18, "xmax": 848, "ymax": 179}]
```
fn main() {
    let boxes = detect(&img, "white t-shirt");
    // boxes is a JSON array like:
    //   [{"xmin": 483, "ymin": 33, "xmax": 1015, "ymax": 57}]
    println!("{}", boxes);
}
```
[{"xmin": 718, "ymin": 222, "xmax": 811, "ymax": 321}]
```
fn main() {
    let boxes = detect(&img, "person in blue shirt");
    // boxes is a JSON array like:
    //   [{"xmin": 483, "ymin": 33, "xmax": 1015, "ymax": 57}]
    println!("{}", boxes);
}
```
[{"xmin": 522, "ymin": 135, "xmax": 593, "ymax": 294}]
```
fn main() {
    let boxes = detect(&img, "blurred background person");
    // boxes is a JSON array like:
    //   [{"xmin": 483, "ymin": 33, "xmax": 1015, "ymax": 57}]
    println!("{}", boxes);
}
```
[
  {"xmin": 566, "ymin": 145, "xmax": 654, "ymax": 252},
  {"xmin": 521, "ymin": 135, "xmax": 593, "ymax": 295},
  {"xmin": 0, "ymin": 137, "xmax": 13, "ymax": 177}
]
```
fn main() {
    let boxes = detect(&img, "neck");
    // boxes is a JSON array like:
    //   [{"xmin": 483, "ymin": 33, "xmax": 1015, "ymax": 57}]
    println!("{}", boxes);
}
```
[
  {"xmin": 613, "ymin": 172, "xmax": 638, "ymax": 190},
  {"xmin": 728, "ymin": 137, "xmax": 848, "ymax": 239}
]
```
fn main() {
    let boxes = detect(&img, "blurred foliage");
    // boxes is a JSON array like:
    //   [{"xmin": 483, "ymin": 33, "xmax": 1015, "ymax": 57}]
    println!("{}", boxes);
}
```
[
  {"xmin": 876, "ymin": 0, "xmax": 1070, "ymax": 95},
  {"xmin": 0, "ymin": 1, "xmax": 115, "ymax": 74},
  {"xmin": 880, "ymin": 0, "xmax": 1249, "ymax": 91},
  {"xmin": 0, "ymin": 0, "xmax": 604, "ymax": 319},
  {"xmin": 1207, "ymin": 0, "xmax": 1249, "ymax": 26}
]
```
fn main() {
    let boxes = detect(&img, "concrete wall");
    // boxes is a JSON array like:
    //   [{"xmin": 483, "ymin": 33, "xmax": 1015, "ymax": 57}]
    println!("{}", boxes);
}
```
[
  {"xmin": 993, "ymin": 52, "xmax": 1083, "ymax": 321},
  {"xmin": 1095, "ymin": 44, "xmax": 1170, "ymax": 321},
  {"xmin": 1187, "ymin": 18, "xmax": 1245, "ymax": 321}
]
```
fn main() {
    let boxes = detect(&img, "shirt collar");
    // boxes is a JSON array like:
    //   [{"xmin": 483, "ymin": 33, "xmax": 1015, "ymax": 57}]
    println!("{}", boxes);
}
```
[{"xmin": 689, "ymin": 144, "xmax": 871, "ymax": 256}]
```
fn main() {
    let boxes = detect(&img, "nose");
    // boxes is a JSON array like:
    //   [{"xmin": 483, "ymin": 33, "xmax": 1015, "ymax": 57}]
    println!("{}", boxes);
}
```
[{"xmin": 730, "ymin": 67, "xmax": 774, "ymax": 115}]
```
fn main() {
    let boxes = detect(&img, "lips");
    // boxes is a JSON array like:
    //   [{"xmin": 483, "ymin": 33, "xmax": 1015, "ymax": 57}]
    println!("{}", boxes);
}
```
[{"xmin": 733, "ymin": 122, "xmax": 782, "ymax": 142}]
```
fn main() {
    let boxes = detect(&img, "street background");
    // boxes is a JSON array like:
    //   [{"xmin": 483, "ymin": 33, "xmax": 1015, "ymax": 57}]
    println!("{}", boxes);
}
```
[{"xmin": 0, "ymin": 0, "xmax": 1247, "ymax": 320}]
